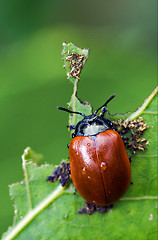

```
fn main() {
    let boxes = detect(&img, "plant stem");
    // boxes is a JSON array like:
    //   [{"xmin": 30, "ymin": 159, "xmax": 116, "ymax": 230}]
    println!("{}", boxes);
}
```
[
  {"xmin": 72, "ymin": 79, "xmax": 78, "ymax": 125},
  {"xmin": 3, "ymin": 185, "xmax": 65, "ymax": 240},
  {"xmin": 22, "ymin": 149, "xmax": 32, "ymax": 210}
]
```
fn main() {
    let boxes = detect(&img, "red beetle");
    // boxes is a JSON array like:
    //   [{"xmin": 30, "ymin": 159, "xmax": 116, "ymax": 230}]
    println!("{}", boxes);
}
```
[{"xmin": 58, "ymin": 95, "xmax": 131, "ymax": 206}]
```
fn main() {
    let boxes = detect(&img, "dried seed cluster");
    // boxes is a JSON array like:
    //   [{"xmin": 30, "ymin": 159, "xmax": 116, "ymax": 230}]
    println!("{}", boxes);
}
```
[
  {"xmin": 66, "ymin": 53, "xmax": 84, "ymax": 79},
  {"xmin": 78, "ymin": 202, "xmax": 113, "ymax": 215},
  {"xmin": 113, "ymin": 117, "xmax": 149, "ymax": 155},
  {"xmin": 46, "ymin": 162, "xmax": 70, "ymax": 187}
]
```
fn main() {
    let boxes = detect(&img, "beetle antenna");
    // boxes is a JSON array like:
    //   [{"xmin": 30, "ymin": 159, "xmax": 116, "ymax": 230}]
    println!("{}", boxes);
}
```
[
  {"xmin": 94, "ymin": 94, "xmax": 116, "ymax": 116},
  {"xmin": 57, "ymin": 107, "xmax": 85, "ymax": 117}
]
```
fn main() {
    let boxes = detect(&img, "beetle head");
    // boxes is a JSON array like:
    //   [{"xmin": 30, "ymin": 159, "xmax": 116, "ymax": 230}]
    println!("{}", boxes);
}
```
[{"xmin": 58, "ymin": 95, "xmax": 115, "ymax": 137}]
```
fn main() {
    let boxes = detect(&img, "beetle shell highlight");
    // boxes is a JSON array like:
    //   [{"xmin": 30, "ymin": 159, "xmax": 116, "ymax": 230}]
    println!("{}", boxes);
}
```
[{"xmin": 69, "ymin": 130, "xmax": 131, "ymax": 206}]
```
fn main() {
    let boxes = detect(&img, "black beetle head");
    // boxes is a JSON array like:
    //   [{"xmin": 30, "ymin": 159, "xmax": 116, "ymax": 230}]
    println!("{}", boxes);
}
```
[
  {"xmin": 58, "ymin": 94, "xmax": 115, "ymax": 137},
  {"xmin": 74, "ymin": 115, "xmax": 113, "ymax": 137}
]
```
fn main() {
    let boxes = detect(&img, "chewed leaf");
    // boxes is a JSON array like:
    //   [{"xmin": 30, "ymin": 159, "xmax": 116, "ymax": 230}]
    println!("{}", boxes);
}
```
[
  {"xmin": 62, "ymin": 42, "xmax": 89, "ymax": 83},
  {"xmin": 61, "ymin": 42, "xmax": 92, "ymax": 128},
  {"xmin": 23, "ymin": 147, "xmax": 43, "ymax": 166},
  {"xmin": 68, "ymin": 95, "xmax": 93, "ymax": 127}
]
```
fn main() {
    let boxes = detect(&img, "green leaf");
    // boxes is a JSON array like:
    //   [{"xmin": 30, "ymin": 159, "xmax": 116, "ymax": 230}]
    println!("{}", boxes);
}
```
[
  {"xmin": 23, "ymin": 147, "xmax": 43, "ymax": 166},
  {"xmin": 2, "ymin": 88, "xmax": 158, "ymax": 240},
  {"xmin": 2, "ymin": 148, "xmax": 67, "ymax": 240},
  {"xmin": 2, "ymin": 41, "xmax": 157, "ymax": 240}
]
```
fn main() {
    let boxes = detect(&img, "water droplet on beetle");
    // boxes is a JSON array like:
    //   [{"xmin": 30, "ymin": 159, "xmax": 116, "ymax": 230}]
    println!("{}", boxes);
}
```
[
  {"xmin": 100, "ymin": 162, "xmax": 107, "ymax": 171},
  {"xmin": 82, "ymin": 167, "xmax": 86, "ymax": 175}
]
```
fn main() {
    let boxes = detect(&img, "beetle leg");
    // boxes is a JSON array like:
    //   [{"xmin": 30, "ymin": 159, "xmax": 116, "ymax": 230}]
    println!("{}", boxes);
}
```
[
  {"xmin": 128, "ymin": 155, "xmax": 131, "ymax": 163},
  {"xmin": 72, "ymin": 133, "xmax": 76, "ymax": 138},
  {"xmin": 67, "ymin": 125, "xmax": 76, "ymax": 130},
  {"xmin": 74, "ymin": 188, "xmax": 77, "ymax": 195},
  {"xmin": 67, "ymin": 125, "xmax": 76, "ymax": 138}
]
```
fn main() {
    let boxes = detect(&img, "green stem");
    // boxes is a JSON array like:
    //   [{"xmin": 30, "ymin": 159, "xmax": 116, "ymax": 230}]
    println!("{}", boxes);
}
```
[
  {"xmin": 22, "ymin": 149, "xmax": 32, "ymax": 210},
  {"xmin": 127, "ymin": 86, "xmax": 158, "ymax": 120},
  {"xmin": 4, "ymin": 185, "xmax": 65, "ymax": 240},
  {"xmin": 72, "ymin": 79, "xmax": 78, "ymax": 125}
]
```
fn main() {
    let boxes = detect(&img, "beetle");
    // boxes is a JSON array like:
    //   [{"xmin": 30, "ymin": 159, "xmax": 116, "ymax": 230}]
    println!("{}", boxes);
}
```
[{"xmin": 58, "ymin": 95, "xmax": 131, "ymax": 207}]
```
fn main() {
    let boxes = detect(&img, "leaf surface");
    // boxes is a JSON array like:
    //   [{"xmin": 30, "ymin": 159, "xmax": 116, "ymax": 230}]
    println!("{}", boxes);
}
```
[{"xmin": 2, "ymin": 43, "xmax": 157, "ymax": 240}]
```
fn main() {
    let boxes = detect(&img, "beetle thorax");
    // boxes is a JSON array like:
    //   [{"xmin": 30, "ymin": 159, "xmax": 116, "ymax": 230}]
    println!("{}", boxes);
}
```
[
  {"xmin": 74, "ymin": 115, "xmax": 112, "ymax": 137},
  {"xmin": 83, "ymin": 122, "xmax": 106, "ymax": 136}
]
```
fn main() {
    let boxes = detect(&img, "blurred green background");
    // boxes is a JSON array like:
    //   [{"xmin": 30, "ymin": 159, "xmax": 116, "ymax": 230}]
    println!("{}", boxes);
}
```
[{"xmin": 0, "ymin": 0, "xmax": 157, "ymax": 236}]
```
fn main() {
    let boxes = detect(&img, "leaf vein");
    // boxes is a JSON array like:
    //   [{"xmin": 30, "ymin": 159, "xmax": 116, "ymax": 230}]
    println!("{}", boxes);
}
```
[{"xmin": 22, "ymin": 148, "xmax": 33, "ymax": 210}]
